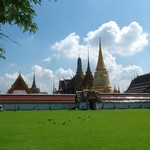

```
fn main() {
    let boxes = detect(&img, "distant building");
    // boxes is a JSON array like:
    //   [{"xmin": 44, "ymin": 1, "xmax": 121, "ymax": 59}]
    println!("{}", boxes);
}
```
[
  {"xmin": 57, "ymin": 56, "xmax": 85, "ymax": 94},
  {"xmin": 29, "ymin": 73, "xmax": 40, "ymax": 93},
  {"xmin": 73, "ymin": 57, "xmax": 84, "ymax": 91},
  {"xmin": 79, "ymin": 51, "xmax": 93, "ymax": 90},
  {"xmin": 57, "ymin": 79, "xmax": 75, "ymax": 94},
  {"xmin": 76, "ymin": 90, "xmax": 150, "ymax": 110},
  {"xmin": 126, "ymin": 73, "xmax": 150, "ymax": 93},
  {"xmin": 8, "ymin": 73, "xmax": 31, "ymax": 94},
  {"xmin": 0, "ymin": 92, "xmax": 150, "ymax": 111},
  {"xmin": 92, "ymin": 38, "xmax": 113, "ymax": 93},
  {"xmin": 8, "ymin": 73, "xmax": 40, "ymax": 94},
  {"xmin": 57, "ymin": 38, "xmax": 116, "ymax": 94}
]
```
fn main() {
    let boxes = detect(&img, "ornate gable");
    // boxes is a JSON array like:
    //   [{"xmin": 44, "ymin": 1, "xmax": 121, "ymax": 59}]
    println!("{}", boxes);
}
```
[{"xmin": 8, "ymin": 73, "xmax": 31, "ymax": 94}]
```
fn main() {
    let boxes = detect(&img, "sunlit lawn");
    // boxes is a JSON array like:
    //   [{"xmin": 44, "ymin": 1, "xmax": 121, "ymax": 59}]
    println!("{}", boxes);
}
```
[{"xmin": 0, "ymin": 109, "xmax": 150, "ymax": 150}]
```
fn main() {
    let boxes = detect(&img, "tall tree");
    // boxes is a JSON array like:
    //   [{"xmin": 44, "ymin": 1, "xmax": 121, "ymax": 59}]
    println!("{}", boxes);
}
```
[{"xmin": 0, "ymin": 0, "xmax": 56, "ymax": 59}]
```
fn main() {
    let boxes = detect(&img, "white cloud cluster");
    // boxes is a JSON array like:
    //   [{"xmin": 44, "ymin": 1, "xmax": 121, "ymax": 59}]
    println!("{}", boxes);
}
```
[
  {"xmin": 85, "ymin": 21, "xmax": 148, "ymax": 56},
  {"xmin": 0, "ymin": 72, "xmax": 19, "ymax": 93},
  {"xmin": 51, "ymin": 33, "xmax": 88, "ymax": 60},
  {"xmin": 52, "ymin": 21, "xmax": 148, "ymax": 58},
  {"xmin": 55, "ymin": 68, "xmax": 75, "ymax": 79}
]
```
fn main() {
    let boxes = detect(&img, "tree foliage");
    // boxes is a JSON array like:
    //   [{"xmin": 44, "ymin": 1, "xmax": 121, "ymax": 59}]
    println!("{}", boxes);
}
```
[
  {"xmin": 0, "ymin": 0, "xmax": 56, "ymax": 59},
  {"xmin": 0, "ymin": 0, "xmax": 42, "ymax": 33}
]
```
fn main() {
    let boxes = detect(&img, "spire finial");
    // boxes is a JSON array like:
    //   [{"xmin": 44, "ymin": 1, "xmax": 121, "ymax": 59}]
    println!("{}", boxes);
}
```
[
  {"xmin": 19, "ymin": 70, "xmax": 21, "ymax": 75},
  {"xmin": 118, "ymin": 83, "xmax": 120, "ymax": 93},
  {"xmin": 99, "ymin": 37, "xmax": 101, "ymax": 50},
  {"xmin": 87, "ymin": 46, "xmax": 91, "ymax": 72},
  {"xmin": 52, "ymin": 78, "xmax": 56, "ymax": 94}
]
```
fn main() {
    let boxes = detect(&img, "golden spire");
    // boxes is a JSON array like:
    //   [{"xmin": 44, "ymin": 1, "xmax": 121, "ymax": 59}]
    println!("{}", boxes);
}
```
[
  {"xmin": 96, "ymin": 37, "xmax": 106, "ymax": 71},
  {"xmin": 92, "ymin": 38, "xmax": 113, "ymax": 93}
]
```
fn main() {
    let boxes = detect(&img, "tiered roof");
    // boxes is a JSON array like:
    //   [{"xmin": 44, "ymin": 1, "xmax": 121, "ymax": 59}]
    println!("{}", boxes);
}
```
[{"xmin": 126, "ymin": 73, "xmax": 150, "ymax": 93}]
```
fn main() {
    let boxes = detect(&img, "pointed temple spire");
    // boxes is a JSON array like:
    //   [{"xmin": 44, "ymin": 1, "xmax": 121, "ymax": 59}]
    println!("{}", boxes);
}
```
[
  {"xmin": 32, "ymin": 72, "xmax": 36, "ymax": 88},
  {"xmin": 80, "ymin": 49, "xmax": 93, "ymax": 90},
  {"xmin": 76, "ymin": 56, "xmax": 84, "ymax": 76},
  {"xmin": 118, "ymin": 84, "xmax": 120, "ymax": 93},
  {"xmin": 92, "ymin": 38, "xmax": 113, "ymax": 93},
  {"xmin": 73, "ymin": 56, "xmax": 84, "ymax": 91},
  {"xmin": 96, "ymin": 37, "xmax": 106, "ymax": 71},
  {"xmin": 87, "ymin": 46, "xmax": 91, "ymax": 72},
  {"xmin": 30, "ymin": 73, "xmax": 40, "ymax": 93}
]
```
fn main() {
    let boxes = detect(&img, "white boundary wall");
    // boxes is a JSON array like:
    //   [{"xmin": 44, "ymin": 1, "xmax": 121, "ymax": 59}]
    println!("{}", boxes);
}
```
[
  {"xmin": 97, "ymin": 102, "xmax": 150, "ymax": 109},
  {"xmin": 1, "ymin": 102, "xmax": 150, "ymax": 110},
  {"xmin": 78, "ymin": 102, "xmax": 150, "ymax": 110},
  {"xmin": 2, "ymin": 103, "xmax": 76, "ymax": 111}
]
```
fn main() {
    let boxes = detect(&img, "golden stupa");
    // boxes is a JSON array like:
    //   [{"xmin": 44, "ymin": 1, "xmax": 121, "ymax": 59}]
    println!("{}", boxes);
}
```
[{"xmin": 92, "ymin": 38, "xmax": 113, "ymax": 93}]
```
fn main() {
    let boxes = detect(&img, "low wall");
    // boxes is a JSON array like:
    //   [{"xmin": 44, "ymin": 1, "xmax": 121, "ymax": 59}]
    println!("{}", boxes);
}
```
[
  {"xmin": 97, "ymin": 102, "xmax": 150, "ymax": 110},
  {"xmin": 2, "ymin": 103, "xmax": 76, "ymax": 111}
]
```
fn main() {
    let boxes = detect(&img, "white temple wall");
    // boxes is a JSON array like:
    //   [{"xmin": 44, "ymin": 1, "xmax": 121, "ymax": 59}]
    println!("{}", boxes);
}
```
[
  {"xmin": 96, "ymin": 102, "xmax": 150, "ymax": 110},
  {"xmin": 2, "ymin": 103, "xmax": 76, "ymax": 111},
  {"xmin": 103, "ymin": 103, "xmax": 114, "ymax": 109},
  {"xmin": 115, "ymin": 103, "xmax": 128, "ymax": 109},
  {"xmin": 3, "ymin": 104, "xmax": 15, "ymax": 110},
  {"xmin": 1, "ymin": 102, "xmax": 150, "ymax": 110},
  {"xmin": 129, "ymin": 103, "xmax": 141, "ymax": 109},
  {"xmin": 141, "ymin": 103, "xmax": 150, "ymax": 108}
]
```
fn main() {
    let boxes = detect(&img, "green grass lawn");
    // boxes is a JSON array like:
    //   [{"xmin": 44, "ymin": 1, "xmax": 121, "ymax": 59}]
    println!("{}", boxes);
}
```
[{"xmin": 0, "ymin": 109, "xmax": 150, "ymax": 150}]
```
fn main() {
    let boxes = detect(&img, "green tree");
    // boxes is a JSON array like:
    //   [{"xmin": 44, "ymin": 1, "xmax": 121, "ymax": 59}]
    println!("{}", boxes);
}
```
[{"xmin": 0, "ymin": 0, "xmax": 56, "ymax": 59}]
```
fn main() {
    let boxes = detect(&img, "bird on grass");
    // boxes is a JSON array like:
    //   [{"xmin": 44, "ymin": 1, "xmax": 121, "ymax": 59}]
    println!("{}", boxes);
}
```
[
  {"xmin": 52, "ymin": 121, "xmax": 56, "ymax": 124},
  {"xmin": 62, "ymin": 122, "xmax": 66, "ymax": 125}
]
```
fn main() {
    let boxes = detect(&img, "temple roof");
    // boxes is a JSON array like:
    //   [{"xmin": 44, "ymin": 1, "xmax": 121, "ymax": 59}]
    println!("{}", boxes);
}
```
[
  {"xmin": 0, "ymin": 94, "xmax": 75, "ymax": 103},
  {"xmin": 76, "ymin": 91, "xmax": 150, "ymax": 103},
  {"xmin": 58, "ymin": 79, "xmax": 75, "ymax": 94},
  {"xmin": 8, "ymin": 73, "xmax": 31, "ymax": 94},
  {"xmin": 126, "ymin": 73, "xmax": 150, "ymax": 93}
]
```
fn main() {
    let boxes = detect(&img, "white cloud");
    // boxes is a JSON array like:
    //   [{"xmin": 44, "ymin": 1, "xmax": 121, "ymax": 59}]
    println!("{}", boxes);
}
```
[
  {"xmin": 105, "ymin": 51, "xmax": 144, "ymax": 92},
  {"xmin": 55, "ymin": 68, "xmax": 75, "ymax": 79},
  {"xmin": 27, "ymin": 65, "xmax": 54, "ymax": 93},
  {"xmin": 52, "ymin": 21, "xmax": 148, "ymax": 59},
  {"xmin": 85, "ymin": 21, "xmax": 148, "ymax": 56},
  {"xmin": 9, "ymin": 63, "xmax": 18, "ymax": 67},
  {"xmin": 51, "ymin": 33, "xmax": 88, "ymax": 60},
  {"xmin": 42, "ymin": 56, "xmax": 52, "ymax": 62},
  {"xmin": 0, "ymin": 72, "xmax": 19, "ymax": 93}
]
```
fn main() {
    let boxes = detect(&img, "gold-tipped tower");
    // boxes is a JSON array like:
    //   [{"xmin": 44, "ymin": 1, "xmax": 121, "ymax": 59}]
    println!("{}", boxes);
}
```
[{"xmin": 92, "ymin": 38, "xmax": 113, "ymax": 93}]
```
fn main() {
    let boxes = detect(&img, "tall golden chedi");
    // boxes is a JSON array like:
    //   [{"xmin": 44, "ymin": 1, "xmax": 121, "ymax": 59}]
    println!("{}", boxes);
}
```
[{"xmin": 92, "ymin": 38, "xmax": 113, "ymax": 93}]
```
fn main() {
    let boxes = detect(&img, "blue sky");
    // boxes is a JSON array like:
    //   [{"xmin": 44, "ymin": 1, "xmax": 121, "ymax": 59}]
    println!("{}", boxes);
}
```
[{"xmin": 0, "ymin": 0, "xmax": 150, "ymax": 93}]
